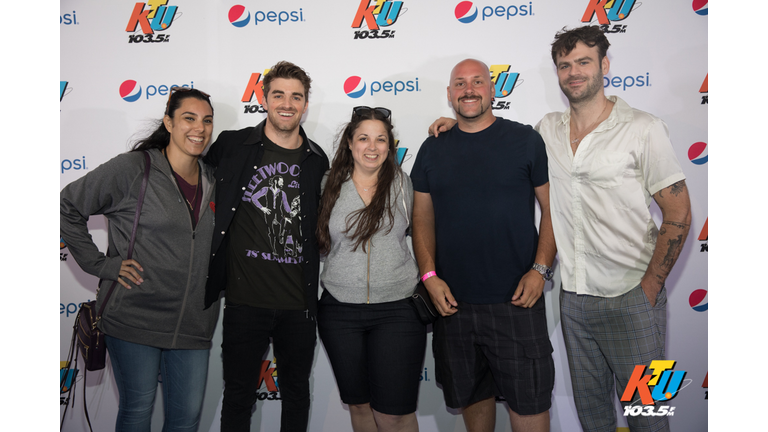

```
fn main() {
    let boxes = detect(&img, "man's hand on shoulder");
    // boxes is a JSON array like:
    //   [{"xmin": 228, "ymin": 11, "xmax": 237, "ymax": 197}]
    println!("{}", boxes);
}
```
[
  {"xmin": 511, "ymin": 270, "xmax": 545, "ymax": 308},
  {"xmin": 424, "ymin": 276, "xmax": 458, "ymax": 316},
  {"xmin": 428, "ymin": 117, "xmax": 457, "ymax": 137}
]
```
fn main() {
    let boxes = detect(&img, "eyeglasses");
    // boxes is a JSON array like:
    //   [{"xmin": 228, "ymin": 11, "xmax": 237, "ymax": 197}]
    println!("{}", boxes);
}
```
[{"xmin": 352, "ymin": 106, "xmax": 392, "ymax": 120}]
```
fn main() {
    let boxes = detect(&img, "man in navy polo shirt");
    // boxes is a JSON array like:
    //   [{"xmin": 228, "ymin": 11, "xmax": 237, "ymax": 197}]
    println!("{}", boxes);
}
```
[{"xmin": 411, "ymin": 58, "xmax": 556, "ymax": 432}]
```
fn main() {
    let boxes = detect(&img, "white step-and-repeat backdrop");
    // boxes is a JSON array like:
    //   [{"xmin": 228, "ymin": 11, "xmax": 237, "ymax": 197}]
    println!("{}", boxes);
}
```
[{"xmin": 60, "ymin": 1, "xmax": 708, "ymax": 431}]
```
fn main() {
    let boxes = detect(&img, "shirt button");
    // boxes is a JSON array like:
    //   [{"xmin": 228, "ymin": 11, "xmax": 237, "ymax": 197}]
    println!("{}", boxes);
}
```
[
  {"xmin": 231, "ymin": 208, "xmax": 236, "ymax": 211},
  {"xmin": 254, "ymin": 166, "xmax": 257, "ymax": 169},
  {"xmin": 242, "ymin": 187, "xmax": 246, "ymax": 190},
  {"xmin": 221, "ymin": 231, "xmax": 225, "ymax": 234}
]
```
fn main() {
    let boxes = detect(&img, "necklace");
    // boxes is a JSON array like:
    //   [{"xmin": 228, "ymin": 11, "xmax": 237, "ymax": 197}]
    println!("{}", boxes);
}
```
[
  {"xmin": 185, "ymin": 182, "xmax": 199, "ymax": 210},
  {"xmin": 352, "ymin": 178, "xmax": 376, "ymax": 192},
  {"xmin": 163, "ymin": 148, "xmax": 200, "ymax": 211},
  {"xmin": 570, "ymin": 100, "xmax": 610, "ymax": 145}
]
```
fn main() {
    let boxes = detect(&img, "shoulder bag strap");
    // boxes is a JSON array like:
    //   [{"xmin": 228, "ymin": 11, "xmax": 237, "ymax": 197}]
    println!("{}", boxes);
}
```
[{"xmin": 96, "ymin": 151, "xmax": 151, "ymax": 317}]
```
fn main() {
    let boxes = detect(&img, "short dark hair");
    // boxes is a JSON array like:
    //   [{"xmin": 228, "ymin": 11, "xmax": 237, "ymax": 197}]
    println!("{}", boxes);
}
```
[
  {"xmin": 262, "ymin": 61, "xmax": 312, "ymax": 99},
  {"xmin": 551, "ymin": 26, "xmax": 610, "ymax": 65}
]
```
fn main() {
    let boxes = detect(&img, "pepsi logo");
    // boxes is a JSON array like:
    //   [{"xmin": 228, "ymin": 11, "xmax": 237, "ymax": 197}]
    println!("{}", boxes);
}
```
[
  {"xmin": 344, "ymin": 76, "xmax": 366, "ymax": 99},
  {"xmin": 688, "ymin": 142, "xmax": 708, "ymax": 165},
  {"xmin": 455, "ymin": 1, "xmax": 478, "ymax": 23},
  {"xmin": 692, "ymin": 0, "xmax": 708, "ymax": 16},
  {"xmin": 229, "ymin": 5, "xmax": 250, "ymax": 27},
  {"xmin": 689, "ymin": 289, "xmax": 707, "ymax": 312},
  {"xmin": 119, "ymin": 80, "xmax": 142, "ymax": 102}
]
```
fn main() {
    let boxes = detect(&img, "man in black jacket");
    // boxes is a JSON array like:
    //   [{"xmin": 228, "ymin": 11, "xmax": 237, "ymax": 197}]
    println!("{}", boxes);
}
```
[{"xmin": 203, "ymin": 61, "xmax": 329, "ymax": 432}]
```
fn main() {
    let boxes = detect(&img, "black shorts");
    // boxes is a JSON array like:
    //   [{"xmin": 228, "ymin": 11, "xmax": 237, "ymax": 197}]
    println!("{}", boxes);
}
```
[
  {"xmin": 317, "ymin": 290, "xmax": 427, "ymax": 415},
  {"xmin": 432, "ymin": 299, "xmax": 555, "ymax": 415}
]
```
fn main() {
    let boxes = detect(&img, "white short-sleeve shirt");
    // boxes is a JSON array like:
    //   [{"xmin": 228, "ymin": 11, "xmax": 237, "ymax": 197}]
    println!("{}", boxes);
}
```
[{"xmin": 535, "ymin": 96, "xmax": 685, "ymax": 297}]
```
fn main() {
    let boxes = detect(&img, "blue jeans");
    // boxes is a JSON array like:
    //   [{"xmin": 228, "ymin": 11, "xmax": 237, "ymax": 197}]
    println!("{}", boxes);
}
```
[
  {"xmin": 105, "ymin": 335, "xmax": 210, "ymax": 432},
  {"xmin": 221, "ymin": 303, "xmax": 317, "ymax": 432}
]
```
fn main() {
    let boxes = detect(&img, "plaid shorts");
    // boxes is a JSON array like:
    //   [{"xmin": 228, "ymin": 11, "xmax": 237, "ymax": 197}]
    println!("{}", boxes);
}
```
[{"xmin": 432, "ymin": 299, "xmax": 555, "ymax": 415}]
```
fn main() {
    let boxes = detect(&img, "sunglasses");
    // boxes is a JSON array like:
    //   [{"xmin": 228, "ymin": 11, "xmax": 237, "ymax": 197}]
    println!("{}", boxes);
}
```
[{"xmin": 352, "ymin": 106, "xmax": 392, "ymax": 120}]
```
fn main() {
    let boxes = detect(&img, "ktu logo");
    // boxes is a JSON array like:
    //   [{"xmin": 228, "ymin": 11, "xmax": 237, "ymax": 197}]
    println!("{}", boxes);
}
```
[
  {"xmin": 620, "ymin": 360, "xmax": 688, "ymax": 405},
  {"xmin": 352, "ymin": 0, "xmax": 404, "ymax": 30},
  {"xmin": 489, "ymin": 65, "xmax": 519, "ymax": 98},
  {"xmin": 581, "ymin": 0, "xmax": 637, "ymax": 25},
  {"xmin": 126, "ymin": 1, "xmax": 178, "ymax": 34}
]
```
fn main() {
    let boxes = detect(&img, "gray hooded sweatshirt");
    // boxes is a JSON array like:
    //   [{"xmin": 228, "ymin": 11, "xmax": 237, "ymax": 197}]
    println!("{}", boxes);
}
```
[
  {"xmin": 320, "ymin": 171, "xmax": 419, "ymax": 304},
  {"xmin": 60, "ymin": 148, "xmax": 219, "ymax": 350}
]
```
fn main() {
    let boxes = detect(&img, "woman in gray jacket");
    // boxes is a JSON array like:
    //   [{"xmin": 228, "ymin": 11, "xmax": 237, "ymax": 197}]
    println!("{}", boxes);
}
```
[
  {"xmin": 60, "ymin": 88, "xmax": 219, "ymax": 432},
  {"xmin": 316, "ymin": 106, "xmax": 425, "ymax": 432}
]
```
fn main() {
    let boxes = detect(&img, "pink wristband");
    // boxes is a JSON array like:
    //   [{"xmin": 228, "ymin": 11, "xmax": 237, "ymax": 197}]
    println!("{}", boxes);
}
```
[{"xmin": 421, "ymin": 271, "xmax": 436, "ymax": 282}]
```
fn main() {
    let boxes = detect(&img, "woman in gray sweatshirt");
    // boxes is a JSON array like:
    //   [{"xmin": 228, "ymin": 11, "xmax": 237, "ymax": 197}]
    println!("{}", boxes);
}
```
[
  {"xmin": 60, "ymin": 88, "xmax": 219, "ymax": 431},
  {"xmin": 316, "ymin": 106, "xmax": 425, "ymax": 432}
]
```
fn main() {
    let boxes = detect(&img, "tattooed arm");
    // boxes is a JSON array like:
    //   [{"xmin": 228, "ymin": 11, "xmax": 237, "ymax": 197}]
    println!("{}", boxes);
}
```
[{"xmin": 641, "ymin": 180, "xmax": 692, "ymax": 306}]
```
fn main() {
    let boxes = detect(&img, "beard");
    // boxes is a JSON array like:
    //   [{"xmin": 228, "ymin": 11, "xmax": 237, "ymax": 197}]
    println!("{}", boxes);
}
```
[
  {"xmin": 454, "ymin": 95, "xmax": 490, "ymax": 120},
  {"xmin": 560, "ymin": 71, "xmax": 603, "ymax": 105},
  {"xmin": 267, "ymin": 110, "xmax": 301, "ymax": 134}
]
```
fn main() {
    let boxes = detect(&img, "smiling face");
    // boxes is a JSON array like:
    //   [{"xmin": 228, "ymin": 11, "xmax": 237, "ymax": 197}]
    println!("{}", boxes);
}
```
[
  {"xmin": 262, "ymin": 77, "xmax": 308, "ymax": 135},
  {"xmin": 163, "ymin": 97, "xmax": 214, "ymax": 159},
  {"xmin": 447, "ymin": 59, "xmax": 495, "ymax": 123},
  {"xmin": 349, "ymin": 119, "xmax": 390, "ymax": 176},
  {"xmin": 555, "ymin": 41, "xmax": 609, "ymax": 105}
]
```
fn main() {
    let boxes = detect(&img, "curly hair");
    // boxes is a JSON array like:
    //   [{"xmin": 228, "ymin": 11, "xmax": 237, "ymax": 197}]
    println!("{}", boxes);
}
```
[{"xmin": 550, "ymin": 25, "xmax": 610, "ymax": 65}]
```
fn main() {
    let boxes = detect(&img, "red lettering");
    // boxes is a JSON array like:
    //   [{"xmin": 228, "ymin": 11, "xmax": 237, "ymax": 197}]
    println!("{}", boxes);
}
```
[
  {"xmin": 257, "ymin": 360, "xmax": 278, "ymax": 392},
  {"xmin": 126, "ymin": 3, "xmax": 153, "ymax": 34},
  {"xmin": 698, "ymin": 218, "xmax": 708, "ymax": 241},
  {"xmin": 241, "ymin": 73, "xmax": 264, "ymax": 104},
  {"xmin": 620, "ymin": 365, "xmax": 655, "ymax": 405},
  {"xmin": 351, "ymin": 0, "xmax": 379, "ymax": 30},
  {"xmin": 581, "ymin": 0, "xmax": 610, "ymax": 25}
]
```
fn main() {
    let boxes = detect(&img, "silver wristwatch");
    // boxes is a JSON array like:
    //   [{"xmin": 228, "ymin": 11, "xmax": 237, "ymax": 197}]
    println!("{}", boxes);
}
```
[{"xmin": 532, "ymin": 263, "xmax": 554, "ymax": 281}]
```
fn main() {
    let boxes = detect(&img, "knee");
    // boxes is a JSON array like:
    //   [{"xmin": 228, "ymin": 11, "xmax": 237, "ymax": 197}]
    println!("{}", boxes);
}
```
[
  {"xmin": 372, "ymin": 411, "xmax": 416, "ymax": 430},
  {"xmin": 349, "ymin": 403, "xmax": 372, "ymax": 414}
]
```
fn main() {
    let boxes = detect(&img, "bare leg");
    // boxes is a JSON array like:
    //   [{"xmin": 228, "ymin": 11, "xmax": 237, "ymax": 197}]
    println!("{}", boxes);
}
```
[
  {"xmin": 509, "ymin": 408, "xmax": 550, "ymax": 432},
  {"xmin": 461, "ymin": 397, "xmax": 496, "ymax": 432},
  {"xmin": 372, "ymin": 409, "xmax": 419, "ymax": 432},
  {"xmin": 349, "ymin": 403, "xmax": 377, "ymax": 432}
]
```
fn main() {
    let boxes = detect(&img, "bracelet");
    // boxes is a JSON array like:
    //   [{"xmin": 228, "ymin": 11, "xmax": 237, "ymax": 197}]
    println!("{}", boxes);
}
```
[{"xmin": 421, "ymin": 271, "xmax": 437, "ymax": 282}]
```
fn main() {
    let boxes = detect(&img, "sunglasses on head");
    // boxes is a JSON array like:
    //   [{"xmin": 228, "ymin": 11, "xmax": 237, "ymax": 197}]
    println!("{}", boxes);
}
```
[{"xmin": 352, "ymin": 106, "xmax": 392, "ymax": 120}]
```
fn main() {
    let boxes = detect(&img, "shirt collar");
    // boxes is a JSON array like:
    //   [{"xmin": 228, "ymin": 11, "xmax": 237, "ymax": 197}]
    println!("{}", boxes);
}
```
[{"xmin": 558, "ymin": 95, "xmax": 634, "ymax": 133}]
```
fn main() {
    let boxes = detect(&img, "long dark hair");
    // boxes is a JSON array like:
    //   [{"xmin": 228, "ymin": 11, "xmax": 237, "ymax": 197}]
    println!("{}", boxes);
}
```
[
  {"xmin": 131, "ymin": 87, "xmax": 213, "ymax": 152},
  {"xmin": 317, "ymin": 109, "xmax": 400, "ymax": 255}
]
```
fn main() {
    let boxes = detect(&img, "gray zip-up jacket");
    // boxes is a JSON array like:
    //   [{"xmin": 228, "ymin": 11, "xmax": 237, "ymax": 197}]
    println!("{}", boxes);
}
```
[
  {"xmin": 60, "ymin": 148, "xmax": 219, "ymax": 349},
  {"xmin": 320, "ymin": 171, "xmax": 419, "ymax": 304}
]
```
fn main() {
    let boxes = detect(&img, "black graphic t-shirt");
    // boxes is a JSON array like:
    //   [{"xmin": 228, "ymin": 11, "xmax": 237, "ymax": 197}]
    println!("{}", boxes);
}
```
[{"xmin": 226, "ymin": 133, "xmax": 306, "ymax": 309}]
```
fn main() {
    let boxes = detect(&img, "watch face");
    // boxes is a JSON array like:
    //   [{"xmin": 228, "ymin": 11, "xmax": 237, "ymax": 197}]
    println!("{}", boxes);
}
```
[{"xmin": 545, "ymin": 269, "xmax": 554, "ymax": 280}]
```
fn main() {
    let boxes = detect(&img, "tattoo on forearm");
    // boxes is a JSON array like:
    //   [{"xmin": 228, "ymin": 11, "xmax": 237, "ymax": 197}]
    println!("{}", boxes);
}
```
[
  {"xmin": 661, "ymin": 234, "xmax": 683, "ymax": 269},
  {"xmin": 662, "ymin": 221, "xmax": 690, "ymax": 230},
  {"xmin": 669, "ymin": 180, "xmax": 686, "ymax": 196}
]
